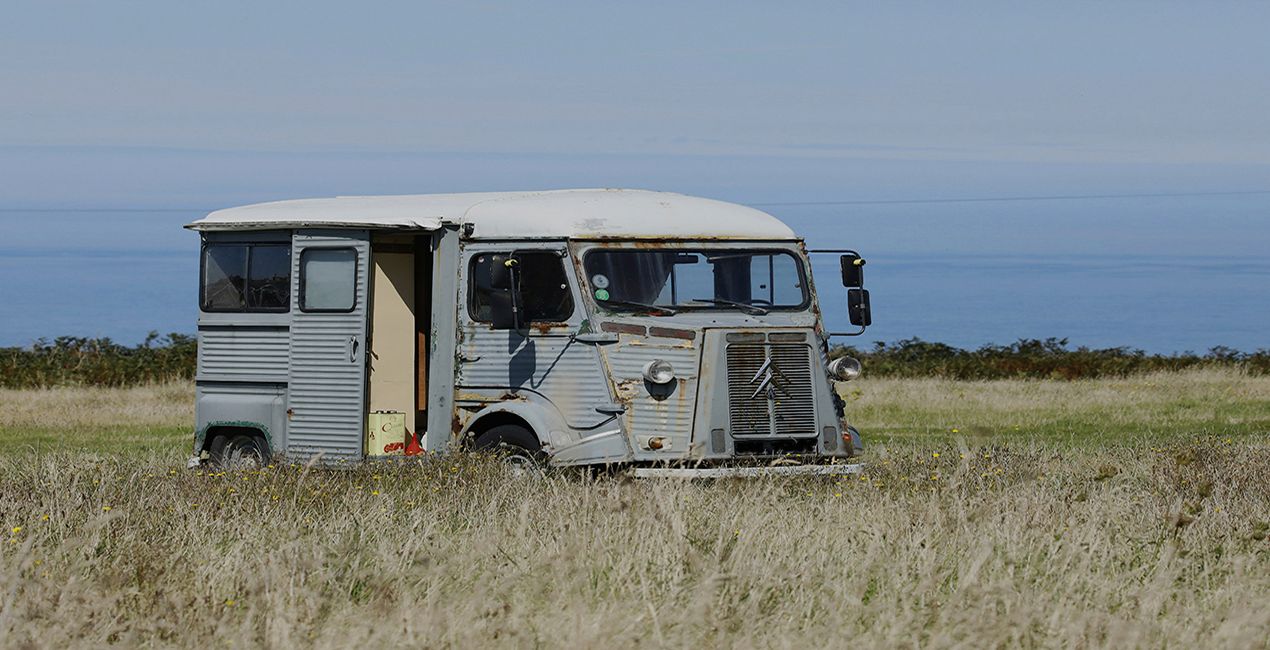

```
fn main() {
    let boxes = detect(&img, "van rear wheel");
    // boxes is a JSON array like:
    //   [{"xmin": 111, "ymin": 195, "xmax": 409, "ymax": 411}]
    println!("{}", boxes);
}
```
[
  {"xmin": 473, "ymin": 424, "xmax": 545, "ymax": 476},
  {"xmin": 209, "ymin": 434, "xmax": 268, "ymax": 470}
]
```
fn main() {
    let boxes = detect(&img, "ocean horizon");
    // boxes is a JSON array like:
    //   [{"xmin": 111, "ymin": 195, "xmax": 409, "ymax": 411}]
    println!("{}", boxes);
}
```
[{"xmin": 2, "ymin": 207, "xmax": 1265, "ymax": 353}]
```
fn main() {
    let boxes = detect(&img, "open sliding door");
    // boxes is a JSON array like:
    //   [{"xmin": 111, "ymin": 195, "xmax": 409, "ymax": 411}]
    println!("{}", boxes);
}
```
[{"xmin": 287, "ymin": 230, "xmax": 371, "ymax": 462}]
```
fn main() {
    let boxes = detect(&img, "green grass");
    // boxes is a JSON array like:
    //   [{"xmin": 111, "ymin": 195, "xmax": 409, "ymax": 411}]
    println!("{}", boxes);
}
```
[
  {"xmin": 842, "ymin": 369, "xmax": 1270, "ymax": 446},
  {"xmin": 0, "ymin": 426, "xmax": 189, "ymax": 455}
]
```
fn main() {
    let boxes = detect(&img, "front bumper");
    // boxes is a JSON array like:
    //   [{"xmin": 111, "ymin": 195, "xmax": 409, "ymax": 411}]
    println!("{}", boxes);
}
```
[{"xmin": 629, "ymin": 463, "xmax": 863, "ymax": 479}]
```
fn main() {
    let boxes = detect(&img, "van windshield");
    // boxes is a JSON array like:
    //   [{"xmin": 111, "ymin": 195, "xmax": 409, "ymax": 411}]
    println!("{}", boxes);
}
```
[{"xmin": 583, "ymin": 249, "xmax": 808, "ymax": 313}]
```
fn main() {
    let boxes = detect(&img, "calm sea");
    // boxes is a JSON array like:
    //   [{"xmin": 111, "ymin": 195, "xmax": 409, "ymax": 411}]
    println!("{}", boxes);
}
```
[{"xmin": 1, "ymin": 206, "xmax": 1267, "ymax": 353}]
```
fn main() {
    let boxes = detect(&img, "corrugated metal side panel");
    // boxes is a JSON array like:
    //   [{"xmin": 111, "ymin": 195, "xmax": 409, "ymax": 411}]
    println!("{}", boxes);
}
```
[
  {"xmin": 286, "ymin": 233, "xmax": 370, "ymax": 462},
  {"xmin": 196, "ymin": 327, "xmax": 289, "ymax": 379},
  {"xmin": 605, "ymin": 341, "xmax": 700, "ymax": 438},
  {"xmin": 457, "ymin": 330, "xmax": 612, "ymax": 430}
]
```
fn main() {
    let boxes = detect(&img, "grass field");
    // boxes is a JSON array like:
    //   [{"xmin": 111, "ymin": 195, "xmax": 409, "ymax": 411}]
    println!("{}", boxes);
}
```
[{"xmin": 1, "ymin": 371, "xmax": 1268, "ymax": 647}]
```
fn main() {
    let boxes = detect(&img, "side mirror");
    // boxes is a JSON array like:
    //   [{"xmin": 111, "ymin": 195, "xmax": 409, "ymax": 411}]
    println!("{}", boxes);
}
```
[
  {"xmin": 848, "ymin": 288, "xmax": 871, "ymax": 326},
  {"xmin": 840, "ymin": 253, "xmax": 865, "ymax": 287}
]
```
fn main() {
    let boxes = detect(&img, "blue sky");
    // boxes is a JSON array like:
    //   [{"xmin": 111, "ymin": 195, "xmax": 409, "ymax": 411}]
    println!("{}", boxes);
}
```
[
  {"xmin": 4, "ymin": 1, "xmax": 1269, "ymax": 199},
  {"xmin": 5, "ymin": 2, "xmax": 1269, "ymax": 247},
  {"xmin": 1, "ymin": 1, "xmax": 1268, "ymax": 348}
]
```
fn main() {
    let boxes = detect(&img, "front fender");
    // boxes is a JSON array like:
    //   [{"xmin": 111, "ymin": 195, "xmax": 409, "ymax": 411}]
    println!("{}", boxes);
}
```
[{"xmin": 457, "ymin": 400, "xmax": 569, "ymax": 452}]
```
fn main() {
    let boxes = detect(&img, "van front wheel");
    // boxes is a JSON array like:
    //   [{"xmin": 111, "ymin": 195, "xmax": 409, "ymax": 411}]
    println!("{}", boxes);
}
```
[{"xmin": 473, "ymin": 424, "xmax": 545, "ymax": 476}]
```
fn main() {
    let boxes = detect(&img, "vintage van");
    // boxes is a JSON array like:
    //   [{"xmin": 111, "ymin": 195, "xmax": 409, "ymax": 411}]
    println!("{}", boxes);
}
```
[{"xmin": 186, "ymin": 189, "xmax": 871, "ymax": 476}]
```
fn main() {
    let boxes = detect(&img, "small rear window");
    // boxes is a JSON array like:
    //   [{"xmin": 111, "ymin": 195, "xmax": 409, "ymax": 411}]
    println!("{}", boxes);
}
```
[{"xmin": 201, "ymin": 244, "xmax": 291, "ymax": 312}]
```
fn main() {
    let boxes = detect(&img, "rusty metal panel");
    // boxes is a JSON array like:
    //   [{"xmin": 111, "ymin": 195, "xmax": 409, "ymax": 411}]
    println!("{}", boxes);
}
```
[
  {"xmin": 425, "ymin": 227, "xmax": 461, "ymax": 452},
  {"xmin": 604, "ymin": 339, "xmax": 701, "ymax": 456},
  {"xmin": 456, "ymin": 330, "xmax": 613, "ymax": 430},
  {"xmin": 452, "ymin": 241, "xmax": 615, "ymax": 442}
]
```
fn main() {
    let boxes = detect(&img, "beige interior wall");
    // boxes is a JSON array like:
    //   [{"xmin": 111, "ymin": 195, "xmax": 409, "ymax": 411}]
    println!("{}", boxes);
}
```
[{"xmin": 368, "ymin": 250, "xmax": 415, "ymax": 417}]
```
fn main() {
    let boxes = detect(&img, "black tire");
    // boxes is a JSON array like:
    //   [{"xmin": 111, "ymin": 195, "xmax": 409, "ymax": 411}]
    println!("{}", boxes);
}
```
[
  {"xmin": 209, "ymin": 434, "xmax": 269, "ymax": 470},
  {"xmin": 473, "ymin": 424, "xmax": 545, "ymax": 475}
]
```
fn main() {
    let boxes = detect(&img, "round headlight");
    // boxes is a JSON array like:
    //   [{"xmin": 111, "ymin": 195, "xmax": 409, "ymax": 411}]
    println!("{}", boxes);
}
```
[
  {"xmin": 828, "ymin": 356, "xmax": 862, "ymax": 382},
  {"xmin": 642, "ymin": 359, "xmax": 676, "ymax": 384}
]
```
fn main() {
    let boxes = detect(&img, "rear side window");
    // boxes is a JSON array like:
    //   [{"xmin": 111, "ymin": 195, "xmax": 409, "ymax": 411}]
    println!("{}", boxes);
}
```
[
  {"xmin": 469, "ymin": 251, "xmax": 574, "ymax": 325},
  {"xmin": 299, "ymin": 248, "xmax": 358, "ymax": 312},
  {"xmin": 201, "ymin": 244, "xmax": 291, "ymax": 312}
]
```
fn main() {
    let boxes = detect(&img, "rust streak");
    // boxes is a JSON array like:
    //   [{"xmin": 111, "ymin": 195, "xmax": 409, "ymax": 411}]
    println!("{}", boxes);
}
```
[
  {"xmin": 647, "ymin": 326, "xmax": 695, "ymax": 341},
  {"xmin": 529, "ymin": 321, "xmax": 569, "ymax": 335},
  {"xmin": 601, "ymin": 322, "xmax": 647, "ymax": 336}
]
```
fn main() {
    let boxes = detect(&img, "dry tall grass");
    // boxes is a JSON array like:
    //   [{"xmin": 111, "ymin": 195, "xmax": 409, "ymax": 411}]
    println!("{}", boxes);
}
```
[
  {"xmin": 0, "ymin": 382, "xmax": 191, "ymax": 431},
  {"xmin": 0, "ymin": 448, "xmax": 1268, "ymax": 647},
  {"xmin": 0, "ymin": 382, "xmax": 190, "ymax": 453},
  {"xmin": 0, "ymin": 373, "xmax": 1268, "ymax": 648}
]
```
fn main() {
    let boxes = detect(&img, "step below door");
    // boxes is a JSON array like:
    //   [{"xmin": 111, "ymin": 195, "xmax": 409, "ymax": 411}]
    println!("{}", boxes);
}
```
[{"xmin": 286, "ymin": 230, "xmax": 371, "ymax": 462}]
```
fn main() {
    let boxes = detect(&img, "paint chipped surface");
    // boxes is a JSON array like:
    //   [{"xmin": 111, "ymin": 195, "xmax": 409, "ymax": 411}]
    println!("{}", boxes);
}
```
[{"xmin": 600, "ymin": 335, "xmax": 702, "ymax": 459}]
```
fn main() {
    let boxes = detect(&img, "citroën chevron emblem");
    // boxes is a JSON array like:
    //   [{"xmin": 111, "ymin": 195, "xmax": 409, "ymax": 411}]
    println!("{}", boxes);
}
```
[{"xmin": 747, "ymin": 357, "xmax": 793, "ymax": 401}]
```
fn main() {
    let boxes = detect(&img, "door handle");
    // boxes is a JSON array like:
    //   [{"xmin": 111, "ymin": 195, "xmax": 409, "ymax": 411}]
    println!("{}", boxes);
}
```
[{"xmin": 348, "ymin": 336, "xmax": 359, "ymax": 363}]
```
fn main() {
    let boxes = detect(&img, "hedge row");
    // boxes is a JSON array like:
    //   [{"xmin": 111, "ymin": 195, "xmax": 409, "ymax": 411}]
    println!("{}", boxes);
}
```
[
  {"xmin": 0, "ymin": 333, "xmax": 197, "ymax": 389},
  {"xmin": 2, "ymin": 333, "xmax": 1266, "ymax": 389},
  {"xmin": 830, "ymin": 337, "xmax": 1270, "ymax": 380}
]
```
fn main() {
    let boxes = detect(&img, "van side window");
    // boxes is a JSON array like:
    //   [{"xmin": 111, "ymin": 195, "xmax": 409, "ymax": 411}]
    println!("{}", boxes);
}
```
[
  {"xmin": 299, "ymin": 248, "xmax": 358, "ymax": 312},
  {"xmin": 201, "ymin": 244, "xmax": 291, "ymax": 312},
  {"xmin": 469, "ymin": 251, "xmax": 574, "ymax": 325}
]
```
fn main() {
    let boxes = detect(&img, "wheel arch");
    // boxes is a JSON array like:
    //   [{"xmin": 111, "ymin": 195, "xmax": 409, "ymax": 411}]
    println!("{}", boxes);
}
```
[
  {"xmin": 458, "ymin": 402, "xmax": 562, "ymax": 451},
  {"xmin": 199, "ymin": 421, "xmax": 273, "ymax": 455}
]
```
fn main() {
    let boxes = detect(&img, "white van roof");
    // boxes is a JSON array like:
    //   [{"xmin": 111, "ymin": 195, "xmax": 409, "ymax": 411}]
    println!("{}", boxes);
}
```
[{"xmin": 186, "ymin": 189, "xmax": 797, "ymax": 240}]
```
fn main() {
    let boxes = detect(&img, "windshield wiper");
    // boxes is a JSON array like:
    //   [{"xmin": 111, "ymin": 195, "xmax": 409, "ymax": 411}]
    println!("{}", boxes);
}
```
[
  {"xmin": 597, "ymin": 298, "xmax": 678, "ymax": 315},
  {"xmin": 686, "ymin": 298, "xmax": 769, "ymax": 315}
]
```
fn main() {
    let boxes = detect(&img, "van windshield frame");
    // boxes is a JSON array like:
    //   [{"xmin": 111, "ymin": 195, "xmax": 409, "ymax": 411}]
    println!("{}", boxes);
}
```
[{"xmin": 581, "ymin": 248, "xmax": 810, "ymax": 313}]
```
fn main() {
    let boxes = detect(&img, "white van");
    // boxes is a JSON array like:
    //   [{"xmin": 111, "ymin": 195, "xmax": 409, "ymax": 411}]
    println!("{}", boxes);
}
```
[{"xmin": 186, "ymin": 189, "xmax": 871, "ymax": 476}]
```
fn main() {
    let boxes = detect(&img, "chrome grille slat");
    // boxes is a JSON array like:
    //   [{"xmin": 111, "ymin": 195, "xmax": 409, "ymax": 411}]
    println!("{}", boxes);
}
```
[{"xmin": 726, "ymin": 341, "xmax": 816, "ymax": 436}]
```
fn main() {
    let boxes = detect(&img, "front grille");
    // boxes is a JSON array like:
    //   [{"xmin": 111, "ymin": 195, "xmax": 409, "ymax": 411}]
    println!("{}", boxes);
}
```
[{"xmin": 726, "ymin": 341, "xmax": 817, "ymax": 436}]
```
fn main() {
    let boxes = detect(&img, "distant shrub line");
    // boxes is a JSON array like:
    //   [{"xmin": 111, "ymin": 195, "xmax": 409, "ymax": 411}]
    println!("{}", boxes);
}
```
[
  {"xmin": 1, "ymin": 333, "xmax": 196, "ymax": 389},
  {"xmin": 831, "ymin": 337, "xmax": 1270, "ymax": 381},
  {"xmin": 1, "ymin": 333, "xmax": 1266, "ymax": 389}
]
